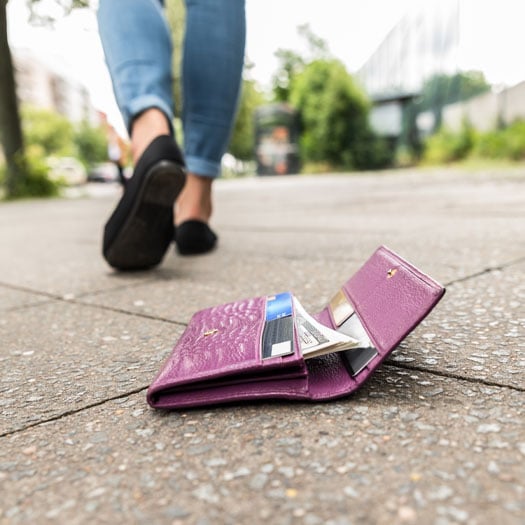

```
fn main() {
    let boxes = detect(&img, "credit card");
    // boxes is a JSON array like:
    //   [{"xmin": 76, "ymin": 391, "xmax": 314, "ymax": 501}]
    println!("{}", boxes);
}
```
[
  {"xmin": 341, "ymin": 346, "xmax": 378, "ymax": 376},
  {"xmin": 265, "ymin": 292, "xmax": 293, "ymax": 321},
  {"xmin": 262, "ymin": 292, "xmax": 295, "ymax": 359},
  {"xmin": 329, "ymin": 289, "xmax": 354, "ymax": 327},
  {"xmin": 261, "ymin": 316, "xmax": 294, "ymax": 359}
]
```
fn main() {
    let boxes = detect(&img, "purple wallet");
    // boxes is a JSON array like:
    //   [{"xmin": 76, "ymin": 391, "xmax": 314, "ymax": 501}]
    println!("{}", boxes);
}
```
[{"xmin": 147, "ymin": 246, "xmax": 445, "ymax": 409}]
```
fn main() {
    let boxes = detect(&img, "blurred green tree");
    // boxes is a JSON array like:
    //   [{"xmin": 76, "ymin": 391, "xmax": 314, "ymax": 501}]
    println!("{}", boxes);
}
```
[
  {"xmin": 291, "ymin": 59, "xmax": 391, "ymax": 170},
  {"xmin": 418, "ymin": 71, "xmax": 491, "ymax": 131},
  {"xmin": 22, "ymin": 106, "xmax": 75, "ymax": 157},
  {"xmin": 228, "ymin": 77, "xmax": 266, "ymax": 161},
  {"xmin": 74, "ymin": 120, "xmax": 108, "ymax": 167},
  {"xmin": 272, "ymin": 23, "xmax": 328, "ymax": 103},
  {"xmin": 165, "ymin": 0, "xmax": 185, "ymax": 119},
  {"xmin": 272, "ymin": 49, "xmax": 305, "ymax": 103},
  {"xmin": 271, "ymin": 25, "xmax": 392, "ymax": 171}
]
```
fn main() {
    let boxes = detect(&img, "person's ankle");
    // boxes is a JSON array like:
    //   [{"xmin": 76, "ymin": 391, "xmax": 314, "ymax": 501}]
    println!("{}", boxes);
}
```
[
  {"xmin": 175, "ymin": 173, "xmax": 213, "ymax": 225},
  {"xmin": 130, "ymin": 108, "xmax": 171, "ymax": 164}
]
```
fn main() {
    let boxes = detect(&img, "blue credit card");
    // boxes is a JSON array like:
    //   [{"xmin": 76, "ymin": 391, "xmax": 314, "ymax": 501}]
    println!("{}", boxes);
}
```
[{"xmin": 266, "ymin": 292, "xmax": 293, "ymax": 321}]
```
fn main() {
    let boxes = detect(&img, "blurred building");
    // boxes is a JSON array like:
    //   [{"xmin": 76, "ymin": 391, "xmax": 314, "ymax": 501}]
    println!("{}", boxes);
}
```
[
  {"xmin": 356, "ymin": 0, "xmax": 460, "ymax": 145},
  {"xmin": 441, "ymin": 80, "xmax": 525, "ymax": 132},
  {"xmin": 13, "ymin": 48, "xmax": 99, "ymax": 125},
  {"xmin": 357, "ymin": 0, "xmax": 460, "ymax": 100}
]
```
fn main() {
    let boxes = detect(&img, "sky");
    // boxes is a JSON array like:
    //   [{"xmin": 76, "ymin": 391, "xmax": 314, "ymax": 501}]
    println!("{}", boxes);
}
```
[{"xmin": 7, "ymin": 0, "xmax": 525, "ymax": 136}]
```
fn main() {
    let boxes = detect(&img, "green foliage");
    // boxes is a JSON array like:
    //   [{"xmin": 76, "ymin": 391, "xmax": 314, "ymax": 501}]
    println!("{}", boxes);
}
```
[
  {"xmin": 2, "ymin": 105, "xmax": 109, "ymax": 198},
  {"xmin": 290, "ymin": 59, "xmax": 392, "ymax": 170},
  {"xmin": 419, "ymin": 71, "xmax": 491, "ymax": 111},
  {"xmin": 22, "ymin": 105, "xmax": 75, "ymax": 157},
  {"xmin": 228, "ymin": 79, "xmax": 266, "ymax": 160},
  {"xmin": 21, "ymin": 105, "xmax": 108, "ymax": 166},
  {"xmin": 418, "ymin": 71, "xmax": 491, "ymax": 130},
  {"xmin": 271, "ymin": 24, "xmax": 328, "ymax": 103},
  {"xmin": 351, "ymin": 131, "xmax": 395, "ymax": 170},
  {"xmin": 474, "ymin": 120, "xmax": 525, "ymax": 160},
  {"xmin": 74, "ymin": 120, "xmax": 108, "ymax": 167},
  {"xmin": 423, "ymin": 121, "xmax": 477, "ymax": 164},
  {"xmin": 2, "ymin": 146, "xmax": 61, "ymax": 199},
  {"xmin": 272, "ymin": 49, "xmax": 305, "ymax": 103},
  {"xmin": 422, "ymin": 119, "xmax": 525, "ymax": 164},
  {"xmin": 165, "ymin": 0, "xmax": 185, "ymax": 118}
]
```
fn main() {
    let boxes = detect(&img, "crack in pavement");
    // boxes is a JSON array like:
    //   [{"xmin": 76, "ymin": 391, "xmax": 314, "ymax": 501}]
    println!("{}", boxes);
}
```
[
  {"xmin": 384, "ymin": 362, "xmax": 524, "ymax": 392},
  {"xmin": 0, "ymin": 386, "xmax": 149, "ymax": 439}
]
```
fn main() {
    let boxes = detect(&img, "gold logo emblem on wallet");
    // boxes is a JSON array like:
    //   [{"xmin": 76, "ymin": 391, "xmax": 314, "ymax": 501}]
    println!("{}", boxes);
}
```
[
  {"xmin": 387, "ymin": 268, "xmax": 397, "ymax": 279},
  {"xmin": 329, "ymin": 289, "xmax": 354, "ymax": 327},
  {"xmin": 203, "ymin": 328, "xmax": 219, "ymax": 337}
]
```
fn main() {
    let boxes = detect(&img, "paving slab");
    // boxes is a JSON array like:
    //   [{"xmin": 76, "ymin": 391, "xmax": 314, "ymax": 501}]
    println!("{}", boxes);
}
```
[
  {"xmin": 0, "ymin": 285, "xmax": 50, "ymax": 311},
  {"xmin": 210, "ymin": 171, "xmax": 525, "ymax": 282},
  {"xmin": 79, "ymin": 255, "xmax": 366, "ymax": 325},
  {"xmin": 393, "ymin": 263, "xmax": 525, "ymax": 390},
  {"xmin": 0, "ymin": 368, "xmax": 523, "ymax": 525},
  {"xmin": 1, "ymin": 169, "xmax": 524, "ymax": 298},
  {"xmin": 0, "ymin": 301, "xmax": 183, "ymax": 435},
  {"xmin": 1, "ymin": 168, "xmax": 524, "ymax": 525},
  {"xmin": 0, "ymin": 197, "xmax": 161, "ymax": 297},
  {"xmin": 78, "ymin": 253, "xmax": 524, "ymax": 394}
]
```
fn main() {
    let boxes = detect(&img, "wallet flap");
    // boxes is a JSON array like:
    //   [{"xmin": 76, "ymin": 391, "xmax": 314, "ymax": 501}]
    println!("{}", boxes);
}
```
[
  {"xmin": 307, "ymin": 246, "xmax": 445, "ymax": 400},
  {"xmin": 341, "ymin": 246, "xmax": 445, "ymax": 354}
]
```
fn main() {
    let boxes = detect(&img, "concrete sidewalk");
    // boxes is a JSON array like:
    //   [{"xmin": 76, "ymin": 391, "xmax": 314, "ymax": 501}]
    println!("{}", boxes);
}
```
[{"xmin": 0, "ymin": 168, "xmax": 523, "ymax": 525}]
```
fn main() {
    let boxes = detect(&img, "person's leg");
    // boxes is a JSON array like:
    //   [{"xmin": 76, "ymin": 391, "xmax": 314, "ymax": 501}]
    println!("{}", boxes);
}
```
[
  {"xmin": 176, "ymin": 0, "xmax": 246, "ymax": 229},
  {"xmin": 97, "ymin": 0, "xmax": 185, "ymax": 270},
  {"xmin": 97, "ymin": 0, "xmax": 174, "ymax": 156}
]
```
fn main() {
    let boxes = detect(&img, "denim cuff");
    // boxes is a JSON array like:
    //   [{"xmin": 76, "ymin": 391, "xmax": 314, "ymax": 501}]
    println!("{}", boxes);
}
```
[
  {"xmin": 126, "ymin": 95, "xmax": 174, "ymax": 136},
  {"xmin": 185, "ymin": 155, "xmax": 221, "ymax": 178}
]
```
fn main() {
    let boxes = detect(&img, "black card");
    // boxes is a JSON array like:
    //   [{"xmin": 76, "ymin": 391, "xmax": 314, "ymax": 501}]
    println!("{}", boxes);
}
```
[
  {"xmin": 261, "ymin": 316, "xmax": 294, "ymax": 359},
  {"xmin": 341, "ymin": 346, "xmax": 378, "ymax": 376}
]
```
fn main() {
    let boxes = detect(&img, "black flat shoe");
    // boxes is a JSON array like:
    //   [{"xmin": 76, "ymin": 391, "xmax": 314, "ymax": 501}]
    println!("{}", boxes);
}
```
[
  {"xmin": 103, "ymin": 135, "xmax": 186, "ymax": 271},
  {"xmin": 175, "ymin": 220, "xmax": 218, "ymax": 255}
]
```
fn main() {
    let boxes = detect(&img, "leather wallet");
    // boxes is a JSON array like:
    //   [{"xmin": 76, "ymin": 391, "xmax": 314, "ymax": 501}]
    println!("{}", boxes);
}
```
[{"xmin": 147, "ymin": 246, "xmax": 445, "ymax": 409}]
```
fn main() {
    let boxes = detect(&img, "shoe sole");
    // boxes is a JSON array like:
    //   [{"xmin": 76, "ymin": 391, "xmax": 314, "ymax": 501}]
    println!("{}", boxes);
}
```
[{"xmin": 104, "ymin": 161, "xmax": 186, "ymax": 270}]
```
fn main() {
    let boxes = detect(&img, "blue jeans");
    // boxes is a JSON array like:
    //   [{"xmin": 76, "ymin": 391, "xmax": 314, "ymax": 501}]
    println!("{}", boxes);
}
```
[{"xmin": 97, "ymin": 0, "xmax": 246, "ymax": 178}]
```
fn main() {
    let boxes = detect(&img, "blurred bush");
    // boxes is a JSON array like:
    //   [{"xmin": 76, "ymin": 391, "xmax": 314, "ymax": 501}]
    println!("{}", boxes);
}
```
[
  {"xmin": 1, "ymin": 106, "xmax": 110, "ymax": 199},
  {"xmin": 0, "ymin": 147, "xmax": 62, "ymax": 199},
  {"xmin": 473, "ymin": 120, "xmax": 525, "ymax": 161},
  {"xmin": 423, "ymin": 121, "xmax": 477, "ymax": 164},
  {"xmin": 423, "ymin": 119, "xmax": 525, "ymax": 164},
  {"xmin": 22, "ymin": 106, "xmax": 75, "ymax": 158},
  {"xmin": 74, "ymin": 120, "xmax": 109, "ymax": 167}
]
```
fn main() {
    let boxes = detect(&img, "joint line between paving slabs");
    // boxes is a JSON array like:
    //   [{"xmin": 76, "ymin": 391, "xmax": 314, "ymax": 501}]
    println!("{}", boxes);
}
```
[
  {"xmin": 444, "ymin": 255, "xmax": 525, "ymax": 287},
  {"xmin": 386, "ymin": 362, "xmax": 525, "ymax": 393},
  {"xmin": 0, "ymin": 280, "xmax": 188, "ymax": 327},
  {"xmin": 0, "ymin": 278, "xmax": 158, "ymax": 305},
  {"xmin": 67, "ymin": 299, "xmax": 189, "ymax": 327},
  {"xmin": 0, "ymin": 386, "xmax": 149, "ymax": 439}
]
